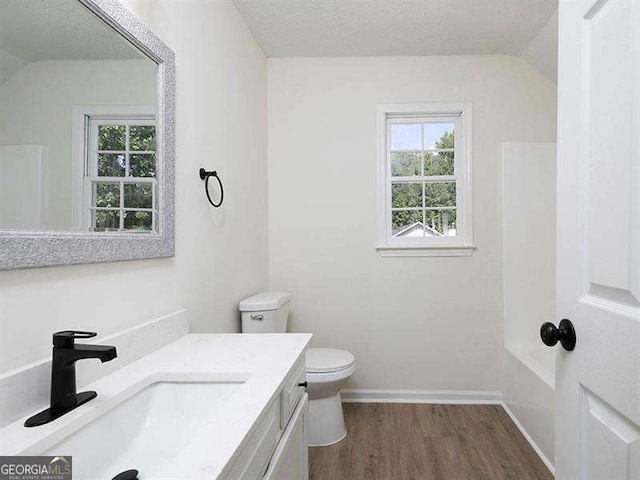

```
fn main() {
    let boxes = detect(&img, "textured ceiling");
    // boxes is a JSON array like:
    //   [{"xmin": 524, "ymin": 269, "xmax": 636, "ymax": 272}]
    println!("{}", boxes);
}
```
[
  {"xmin": 233, "ymin": 0, "xmax": 558, "ymax": 58},
  {"xmin": 0, "ymin": 0, "xmax": 145, "ymax": 83}
]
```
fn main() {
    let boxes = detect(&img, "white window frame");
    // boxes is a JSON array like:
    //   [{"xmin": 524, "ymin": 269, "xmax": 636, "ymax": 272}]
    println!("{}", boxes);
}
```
[
  {"xmin": 376, "ymin": 102, "xmax": 475, "ymax": 257},
  {"xmin": 71, "ymin": 105, "xmax": 156, "ymax": 232}
]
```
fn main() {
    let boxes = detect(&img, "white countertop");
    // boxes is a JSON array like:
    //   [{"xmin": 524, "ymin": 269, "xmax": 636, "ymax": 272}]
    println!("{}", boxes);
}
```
[{"xmin": 0, "ymin": 333, "xmax": 312, "ymax": 479}]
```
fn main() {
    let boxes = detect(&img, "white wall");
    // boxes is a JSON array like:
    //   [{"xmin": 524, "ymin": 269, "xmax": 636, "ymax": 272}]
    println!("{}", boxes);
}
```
[
  {"xmin": 0, "ymin": 0, "xmax": 268, "ymax": 373},
  {"xmin": 0, "ymin": 60, "xmax": 156, "ymax": 229},
  {"xmin": 268, "ymin": 56, "xmax": 557, "ymax": 392}
]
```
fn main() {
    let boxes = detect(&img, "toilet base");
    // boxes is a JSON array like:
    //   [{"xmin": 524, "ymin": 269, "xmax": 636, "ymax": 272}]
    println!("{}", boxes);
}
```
[{"xmin": 307, "ymin": 392, "xmax": 347, "ymax": 447}]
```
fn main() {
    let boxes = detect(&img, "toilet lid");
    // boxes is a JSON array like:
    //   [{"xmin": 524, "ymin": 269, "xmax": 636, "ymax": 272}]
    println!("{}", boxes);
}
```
[{"xmin": 306, "ymin": 348, "xmax": 355, "ymax": 373}]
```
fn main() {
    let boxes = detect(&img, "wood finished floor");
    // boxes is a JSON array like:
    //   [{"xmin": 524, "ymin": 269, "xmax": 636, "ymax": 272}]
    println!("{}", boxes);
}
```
[{"xmin": 309, "ymin": 404, "xmax": 552, "ymax": 480}]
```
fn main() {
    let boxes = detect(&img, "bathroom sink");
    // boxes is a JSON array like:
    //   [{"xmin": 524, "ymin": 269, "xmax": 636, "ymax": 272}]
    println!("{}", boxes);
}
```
[{"xmin": 42, "ymin": 381, "xmax": 244, "ymax": 480}]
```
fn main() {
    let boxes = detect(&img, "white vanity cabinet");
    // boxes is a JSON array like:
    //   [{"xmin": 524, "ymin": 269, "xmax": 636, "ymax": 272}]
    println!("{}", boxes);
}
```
[
  {"xmin": 224, "ymin": 355, "xmax": 308, "ymax": 480},
  {"xmin": 263, "ymin": 394, "xmax": 308, "ymax": 480}
]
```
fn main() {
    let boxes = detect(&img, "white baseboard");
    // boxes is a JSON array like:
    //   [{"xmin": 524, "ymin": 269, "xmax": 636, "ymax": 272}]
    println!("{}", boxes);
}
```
[
  {"xmin": 501, "ymin": 402, "xmax": 555, "ymax": 475},
  {"xmin": 341, "ymin": 388, "xmax": 502, "ymax": 404}
]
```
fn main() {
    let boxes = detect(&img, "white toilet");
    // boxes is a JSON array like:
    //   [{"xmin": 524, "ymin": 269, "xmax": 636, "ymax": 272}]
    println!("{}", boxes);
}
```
[{"xmin": 239, "ymin": 291, "xmax": 356, "ymax": 447}]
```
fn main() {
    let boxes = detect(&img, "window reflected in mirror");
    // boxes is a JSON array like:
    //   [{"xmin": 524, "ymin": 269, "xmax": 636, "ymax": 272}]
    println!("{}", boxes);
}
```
[
  {"xmin": 86, "ymin": 114, "xmax": 157, "ymax": 232},
  {"xmin": 0, "ymin": 0, "xmax": 158, "ymax": 233}
]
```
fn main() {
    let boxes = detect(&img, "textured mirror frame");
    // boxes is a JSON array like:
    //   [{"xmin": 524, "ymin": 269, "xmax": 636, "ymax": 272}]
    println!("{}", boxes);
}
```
[{"xmin": 0, "ymin": 0, "xmax": 175, "ymax": 270}]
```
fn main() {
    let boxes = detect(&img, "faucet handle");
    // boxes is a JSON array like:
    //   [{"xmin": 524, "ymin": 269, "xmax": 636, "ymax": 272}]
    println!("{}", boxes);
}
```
[{"xmin": 53, "ymin": 330, "xmax": 97, "ymax": 348}]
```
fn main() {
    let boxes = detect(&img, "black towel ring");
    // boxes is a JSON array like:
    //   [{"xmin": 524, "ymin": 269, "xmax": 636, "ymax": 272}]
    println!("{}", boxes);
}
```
[{"xmin": 199, "ymin": 168, "xmax": 224, "ymax": 207}]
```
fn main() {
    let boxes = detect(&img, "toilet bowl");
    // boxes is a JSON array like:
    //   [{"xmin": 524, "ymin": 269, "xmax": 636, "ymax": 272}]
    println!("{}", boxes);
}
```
[
  {"xmin": 238, "ymin": 292, "xmax": 356, "ymax": 447},
  {"xmin": 305, "ymin": 348, "xmax": 356, "ymax": 446}
]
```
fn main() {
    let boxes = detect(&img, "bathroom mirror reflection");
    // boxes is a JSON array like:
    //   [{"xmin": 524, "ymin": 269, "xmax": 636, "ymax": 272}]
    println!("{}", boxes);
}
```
[{"xmin": 0, "ymin": 0, "xmax": 158, "ymax": 233}]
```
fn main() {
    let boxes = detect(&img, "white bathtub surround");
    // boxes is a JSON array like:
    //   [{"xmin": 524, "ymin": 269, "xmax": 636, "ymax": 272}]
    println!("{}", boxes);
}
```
[
  {"xmin": 503, "ymin": 347, "xmax": 555, "ymax": 473},
  {"xmin": 507, "ymin": 345, "xmax": 554, "ymax": 389},
  {"xmin": 1, "ymin": 333, "xmax": 311, "ymax": 480},
  {"xmin": 0, "ymin": 146, "xmax": 48, "ymax": 230},
  {"xmin": 502, "ymin": 142, "xmax": 557, "ymax": 349},
  {"xmin": 501, "ymin": 142, "xmax": 556, "ymax": 473},
  {"xmin": 0, "ymin": 310, "xmax": 189, "ymax": 428}
]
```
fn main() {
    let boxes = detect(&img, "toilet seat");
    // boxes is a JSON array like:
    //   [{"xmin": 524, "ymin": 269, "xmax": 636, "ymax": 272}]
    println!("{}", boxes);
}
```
[{"xmin": 306, "ymin": 348, "xmax": 355, "ymax": 373}]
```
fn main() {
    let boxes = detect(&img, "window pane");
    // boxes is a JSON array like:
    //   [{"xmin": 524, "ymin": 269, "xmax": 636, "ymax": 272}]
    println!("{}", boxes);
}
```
[
  {"xmin": 424, "ymin": 123, "xmax": 454, "ymax": 149},
  {"xmin": 94, "ymin": 183, "xmax": 120, "ymax": 208},
  {"xmin": 130, "ymin": 125, "xmax": 156, "ymax": 151},
  {"xmin": 94, "ymin": 210, "xmax": 120, "ymax": 231},
  {"xmin": 391, "ymin": 151, "xmax": 421, "ymax": 176},
  {"xmin": 98, "ymin": 125, "xmax": 126, "ymax": 151},
  {"xmin": 425, "ymin": 209, "xmax": 457, "ymax": 237},
  {"xmin": 129, "ymin": 154, "xmax": 156, "ymax": 177},
  {"xmin": 390, "ymin": 123, "xmax": 421, "ymax": 150},
  {"xmin": 390, "ymin": 123, "xmax": 422, "ymax": 177},
  {"xmin": 124, "ymin": 211, "xmax": 153, "ymax": 231},
  {"xmin": 392, "ymin": 182, "xmax": 422, "ymax": 208},
  {"xmin": 425, "ymin": 182, "xmax": 456, "ymax": 208},
  {"xmin": 98, "ymin": 153, "xmax": 126, "ymax": 176},
  {"xmin": 424, "ymin": 151, "xmax": 454, "ymax": 176},
  {"xmin": 391, "ymin": 210, "xmax": 423, "ymax": 237},
  {"xmin": 124, "ymin": 183, "xmax": 153, "ymax": 209}
]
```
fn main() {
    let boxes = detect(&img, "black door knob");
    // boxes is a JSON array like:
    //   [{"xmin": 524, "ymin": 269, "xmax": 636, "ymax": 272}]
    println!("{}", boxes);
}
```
[
  {"xmin": 112, "ymin": 470, "xmax": 138, "ymax": 480},
  {"xmin": 540, "ymin": 319, "xmax": 576, "ymax": 351}
]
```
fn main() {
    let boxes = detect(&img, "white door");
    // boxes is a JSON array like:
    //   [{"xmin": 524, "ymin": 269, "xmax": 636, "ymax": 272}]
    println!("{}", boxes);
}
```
[{"xmin": 555, "ymin": 0, "xmax": 640, "ymax": 478}]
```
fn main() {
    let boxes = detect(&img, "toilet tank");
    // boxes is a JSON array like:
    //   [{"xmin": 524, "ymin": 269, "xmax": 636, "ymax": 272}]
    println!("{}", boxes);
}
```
[{"xmin": 239, "ymin": 291, "xmax": 291, "ymax": 333}]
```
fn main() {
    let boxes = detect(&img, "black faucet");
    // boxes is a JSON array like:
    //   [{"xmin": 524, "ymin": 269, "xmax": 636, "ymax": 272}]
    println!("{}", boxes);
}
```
[{"xmin": 24, "ymin": 331, "xmax": 117, "ymax": 427}]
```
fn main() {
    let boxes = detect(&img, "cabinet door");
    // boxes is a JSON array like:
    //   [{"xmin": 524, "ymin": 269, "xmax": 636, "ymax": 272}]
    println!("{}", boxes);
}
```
[
  {"xmin": 263, "ymin": 394, "xmax": 309, "ymax": 480},
  {"xmin": 226, "ymin": 398, "xmax": 281, "ymax": 480}
]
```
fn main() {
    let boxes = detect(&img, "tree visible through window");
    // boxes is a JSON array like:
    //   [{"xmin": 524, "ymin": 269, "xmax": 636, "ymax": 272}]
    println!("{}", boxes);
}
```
[
  {"xmin": 391, "ymin": 126, "xmax": 457, "ymax": 236},
  {"xmin": 85, "ymin": 116, "xmax": 157, "ymax": 232}
]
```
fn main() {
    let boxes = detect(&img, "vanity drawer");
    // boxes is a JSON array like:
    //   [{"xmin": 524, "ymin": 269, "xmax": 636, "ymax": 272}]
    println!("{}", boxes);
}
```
[
  {"xmin": 280, "ymin": 355, "xmax": 306, "ymax": 429},
  {"xmin": 226, "ymin": 398, "xmax": 280, "ymax": 480}
]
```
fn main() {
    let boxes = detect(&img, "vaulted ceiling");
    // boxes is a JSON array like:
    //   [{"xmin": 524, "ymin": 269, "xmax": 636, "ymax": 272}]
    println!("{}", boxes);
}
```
[
  {"xmin": 233, "ymin": 0, "xmax": 558, "ymax": 58},
  {"xmin": 0, "ymin": 0, "xmax": 144, "ymax": 83}
]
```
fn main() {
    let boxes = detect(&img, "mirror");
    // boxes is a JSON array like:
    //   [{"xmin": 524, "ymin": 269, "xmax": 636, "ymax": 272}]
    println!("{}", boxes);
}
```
[{"xmin": 0, "ymin": 0, "xmax": 175, "ymax": 269}]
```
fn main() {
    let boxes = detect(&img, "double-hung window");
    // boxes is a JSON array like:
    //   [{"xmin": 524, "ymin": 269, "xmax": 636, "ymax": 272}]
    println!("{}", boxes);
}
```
[
  {"xmin": 75, "ymin": 107, "xmax": 157, "ymax": 232},
  {"xmin": 376, "ymin": 103, "xmax": 474, "ymax": 256}
]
